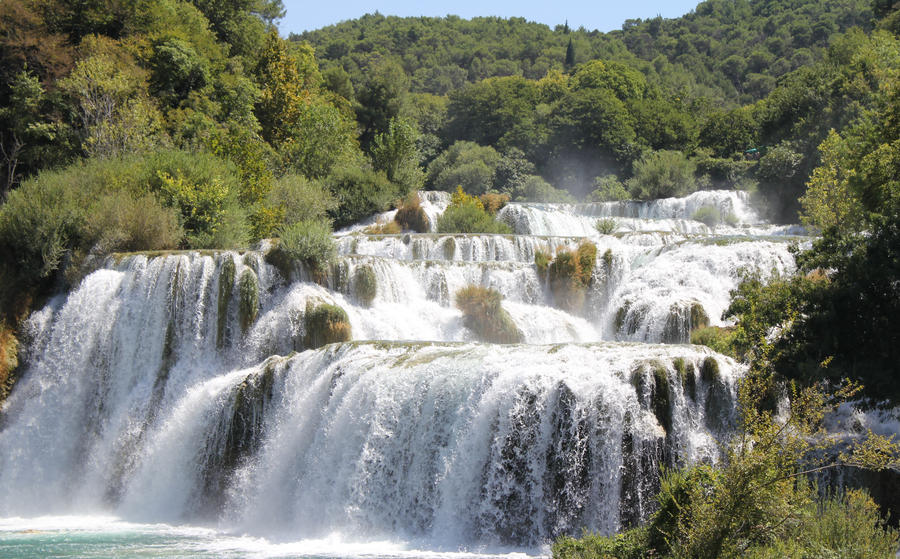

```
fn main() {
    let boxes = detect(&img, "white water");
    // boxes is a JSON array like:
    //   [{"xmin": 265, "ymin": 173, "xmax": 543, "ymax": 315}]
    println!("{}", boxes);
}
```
[{"xmin": 0, "ymin": 190, "xmax": 808, "ymax": 553}]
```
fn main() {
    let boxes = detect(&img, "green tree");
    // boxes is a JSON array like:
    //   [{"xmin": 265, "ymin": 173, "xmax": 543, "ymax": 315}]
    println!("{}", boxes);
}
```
[
  {"xmin": 371, "ymin": 116, "xmax": 423, "ymax": 192},
  {"xmin": 626, "ymin": 150, "xmax": 696, "ymax": 200}
]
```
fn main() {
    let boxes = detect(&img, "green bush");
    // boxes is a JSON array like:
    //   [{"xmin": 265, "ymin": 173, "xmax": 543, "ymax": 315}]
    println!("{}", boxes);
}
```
[
  {"xmin": 303, "ymin": 302, "xmax": 352, "ymax": 349},
  {"xmin": 590, "ymin": 174, "xmax": 629, "ymax": 202},
  {"xmin": 627, "ymin": 150, "xmax": 696, "ymax": 200},
  {"xmin": 692, "ymin": 206, "xmax": 722, "ymax": 227},
  {"xmin": 251, "ymin": 174, "xmax": 337, "ymax": 239},
  {"xmin": 325, "ymin": 163, "xmax": 398, "ymax": 228},
  {"xmin": 84, "ymin": 191, "xmax": 184, "ymax": 253},
  {"xmin": 546, "ymin": 242, "xmax": 597, "ymax": 312},
  {"xmin": 273, "ymin": 219, "xmax": 336, "ymax": 273},
  {"xmin": 455, "ymin": 285, "xmax": 522, "ymax": 343},
  {"xmin": 513, "ymin": 175, "xmax": 575, "ymax": 202},
  {"xmin": 426, "ymin": 140, "xmax": 501, "ymax": 195},
  {"xmin": 478, "ymin": 192, "xmax": 510, "ymax": 215},
  {"xmin": 437, "ymin": 187, "xmax": 513, "ymax": 234},
  {"xmin": 595, "ymin": 218, "xmax": 618, "ymax": 235},
  {"xmin": 552, "ymin": 527, "xmax": 648, "ymax": 559}
]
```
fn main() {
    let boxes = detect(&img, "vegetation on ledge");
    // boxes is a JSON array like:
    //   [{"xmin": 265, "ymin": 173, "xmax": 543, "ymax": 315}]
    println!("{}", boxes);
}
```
[
  {"xmin": 303, "ymin": 302, "xmax": 352, "ymax": 349},
  {"xmin": 455, "ymin": 285, "xmax": 522, "ymax": 344}
]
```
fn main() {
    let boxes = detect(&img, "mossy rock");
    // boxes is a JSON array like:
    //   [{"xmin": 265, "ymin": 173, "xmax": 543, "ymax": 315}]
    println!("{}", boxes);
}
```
[
  {"xmin": 602, "ymin": 248, "xmax": 613, "ymax": 269},
  {"xmin": 614, "ymin": 302, "xmax": 631, "ymax": 333},
  {"xmin": 217, "ymin": 256, "xmax": 236, "ymax": 348},
  {"xmin": 354, "ymin": 265, "xmax": 377, "ymax": 307},
  {"xmin": 689, "ymin": 302, "xmax": 709, "ymax": 331},
  {"xmin": 303, "ymin": 302, "xmax": 352, "ymax": 349},
  {"xmin": 264, "ymin": 244, "xmax": 293, "ymax": 282},
  {"xmin": 455, "ymin": 285, "xmax": 522, "ymax": 344},
  {"xmin": 534, "ymin": 248, "xmax": 551, "ymax": 273},
  {"xmin": 238, "ymin": 269, "xmax": 259, "ymax": 334},
  {"xmin": 674, "ymin": 357, "xmax": 697, "ymax": 401},
  {"xmin": 442, "ymin": 236, "xmax": 456, "ymax": 260}
]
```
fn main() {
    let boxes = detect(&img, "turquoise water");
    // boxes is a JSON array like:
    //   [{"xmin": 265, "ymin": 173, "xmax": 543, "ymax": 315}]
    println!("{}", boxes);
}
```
[{"xmin": 0, "ymin": 517, "xmax": 544, "ymax": 559}]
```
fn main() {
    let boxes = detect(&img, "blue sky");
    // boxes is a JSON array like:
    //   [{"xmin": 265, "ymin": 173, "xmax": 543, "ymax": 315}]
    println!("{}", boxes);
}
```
[{"xmin": 278, "ymin": 1, "xmax": 702, "ymax": 36}]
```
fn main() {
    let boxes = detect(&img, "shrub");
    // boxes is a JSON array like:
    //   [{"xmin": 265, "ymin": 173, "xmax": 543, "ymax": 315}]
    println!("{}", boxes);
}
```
[
  {"xmin": 552, "ymin": 526, "xmax": 648, "ymax": 559},
  {"xmin": 354, "ymin": 265, "xmax": 377, "ymax": 306},
  {"xmin": 273, "ymin": 219, "xmax": 336, "ymax": 273},
  {"xmin": 84, "ymin": 191, "xmax": 183, "ymax": 253},
  {"xmin": 513, "ymin": 175, "xmax": 575, "ymax": 202},
  {"xmin": 693, "ymin": 206, "xmax": 722, "ymax": 227},
  {"xmin": 325, "ymin": 163, "xmax": 397, "ymax": 228},
  {"xmin": 478, "ymin": 192, "xmax": 510, "ymax": 215},
  {"xmin": 627, "ymin": 150, "xmax": 696, "ymax": 200},
  {"xmin": 455, "ymin": 285, "xmax": 522, "ymax": 343},
  {"xmin": 251, "ymin": 174, "xmax": 337, "ymax": 239},
  {"xmin": 394, "ymin": 192, "xmax": 430, "ymax": 232},
  {"xmin": 437, "ymin": 187, "xmax": 513, "ymax": 234},
  {"xmin": 590, "ymin": 174, "xmax": 629, "ymax": 202},
  {"xmin": 595, "ymin": 218, "xmax": 618, "ymax": 235},
  {"xmin": 303, "ymin": 302, "xmax": 352, "ymax": 349},
  {"xmin": 691, "ymin": 326, "xmax": 739, "ymax": 358},
  {"xmin": 534, "ymin": 248, "xmax": 552, "ymax": 273}
]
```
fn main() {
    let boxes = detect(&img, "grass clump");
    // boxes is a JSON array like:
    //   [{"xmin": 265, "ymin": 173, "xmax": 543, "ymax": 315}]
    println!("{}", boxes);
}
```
[
  {"xmin": 534, "ymin": 248, "xmax": 552, "ymax": 273},
  {"xmin": 455, "ymin": 285, "xmax": 522, "ymax": 343},
  {"xmin": 303, "ymin": 302, "xmax": 352, "ymax": 349},
  {"xmin": 394, "ymin": 192, "xmax": 430, "ymax": 232},
  {"xmin": 693, "ymin": 205, "xmax": 722, "ymax": 226},
  {"xmin": 546, "ymin": 241, "xmax": 597, "ymax": 312},
  {"xmin": 238, "ymin": 268, "xmax": 259, "ymax": 334},
  {"xmin": 595, "ymin": 217, "xmax": 618, "ymax": 235},
  {"xmin": 437, "ymin": 187, "xmax": 513, "ymax": 234},
  {"xmin": 363, "ymin": 220, "xmax": 402, "ymax": 234},
  {"xmin": 354, "ymin": 265, "xmax": 377, "ymax": 306}
]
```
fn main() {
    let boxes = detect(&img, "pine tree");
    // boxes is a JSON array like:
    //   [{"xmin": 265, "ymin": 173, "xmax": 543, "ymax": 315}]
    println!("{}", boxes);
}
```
[{"xmin": 565, "ymin": 38, "xmax": 575, "ymax": 68}]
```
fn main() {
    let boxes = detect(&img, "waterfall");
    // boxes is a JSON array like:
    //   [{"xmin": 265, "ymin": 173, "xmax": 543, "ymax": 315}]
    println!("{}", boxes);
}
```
[{"xmin": 0, "ymin": 190, "xmax": 807, "ymax": 551}]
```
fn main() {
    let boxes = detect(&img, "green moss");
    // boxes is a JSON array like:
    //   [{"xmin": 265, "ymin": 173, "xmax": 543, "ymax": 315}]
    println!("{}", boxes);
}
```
[
  {"xmin": 238, "ymin": 269, "xmax": 259, "ymax": 335},
  {"xmin": 603, "ymin": 248, "xmax": 613, "ymax": 269},
  {"xmin": 674, "ymin": 357, "xmax": 697, "ymax": 400},
  {"xmin": 411, "ymin": 239, "xmax": 426, "ymax": 260},
  {"xmin": 615, "ymin": 302, "xmax": 631, "ymax": 333},
  {"xmin": 354, "ymin": 265, "xmax": 377, "ymax": 306},
  {"xmin": 303, "ymin": 302, "xmax": 352, "ymax": 349},
  {"xmin": 652, "ymin": 363, "xmax": 672, "ymax": 434},
  {"xmin": 700, "ymin": 356, "xmax": 720, "ymax": 384},
  {"xmin": 442, "ymin": 236, "xmax": 456, "ymax": 259},
  {"xmin": 455, "ymin": 285, "xmax": 522, "ymax": 343},
  {"xmin": 216, "ymin": 256, "xmax": 236, "ymax": 348}
]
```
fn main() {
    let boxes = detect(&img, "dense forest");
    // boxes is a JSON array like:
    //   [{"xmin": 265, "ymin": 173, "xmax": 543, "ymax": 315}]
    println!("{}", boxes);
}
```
[{"xmin": 1, "ymin": 0, "xmax": 899, "ymax": 556}]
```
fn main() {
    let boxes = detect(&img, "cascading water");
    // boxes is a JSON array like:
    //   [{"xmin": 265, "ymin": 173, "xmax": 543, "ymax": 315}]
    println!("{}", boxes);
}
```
[{"xmin": 0, "ymin": 190, "xmax": 805, "ymax": 556}]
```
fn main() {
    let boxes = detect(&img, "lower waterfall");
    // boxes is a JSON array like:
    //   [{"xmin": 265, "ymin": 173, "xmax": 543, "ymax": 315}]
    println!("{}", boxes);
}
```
[{"xmin": 0, "ymin": 191, "xmax": 804, "ymax": 556}]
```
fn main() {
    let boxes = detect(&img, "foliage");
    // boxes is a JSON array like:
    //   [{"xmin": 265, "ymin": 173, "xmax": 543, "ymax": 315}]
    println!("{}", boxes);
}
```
[
  {"xmin": 691, "ymin": 326, "xmax": 739, "ymax": 359},
  {"xmin": 627, "ymin": 150, "xmax": 696, "ymax": 200},
  {"xmin": 513, "ymin": 175, "xmax": 575, "ymax": 202},
  {"xmin": 0, "ymin": 321, "xmax": 18, "ymax": 405},
  {"xmin": 478, "ymin": 192, "xmax": 510, "ymax": 215},
  {"xmin": 83, "ymin": 191, "xmax": 183, "ymax": 253},
  {"xmin": 251, "ymin": 173, "xmax": 336, "ymax": 239},
  {"xmin": 454, "ymin": 285, "xmax": 522, "ymax": 343},
  {"xmin": 238, "ymin": 268, "xmax": 259, "ymax": 333},
  {"xmin": 371, "ymin": 116, "xmax": 423, "ymax": 192},
  {"xmin": 692, "ymin": 206, "xmax": 722, "ymax": 227},
  {"xmin": 394, "ymin": 192, "xmax": 429, "ymax": 232},
  {"xmin": 437, "ymin": 187, "xmax": 512, "ymax": 234},
  {"xmin": 273, "ymin": 218, "xmax": 336, "ymax": 273},
  {"xmin": 590, "ymin": 175, "xmax": 629, "ymax": 202},
  {"xmin": 325, "ymin": 163, "xmax": 397, "ymax": 228},
  {"xmin": 426, "ymin": 141, "xmax": 502, "ymax": 195},
  {"xmin": 595, "ymin": 218, "xmax": 618, "ymax": 235}
]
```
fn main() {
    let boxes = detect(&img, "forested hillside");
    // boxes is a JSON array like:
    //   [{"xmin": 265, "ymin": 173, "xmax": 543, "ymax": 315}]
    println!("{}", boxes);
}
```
[{"xmin": 297, "ymin": 0, "xmax": 872, "ymax": 103}]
